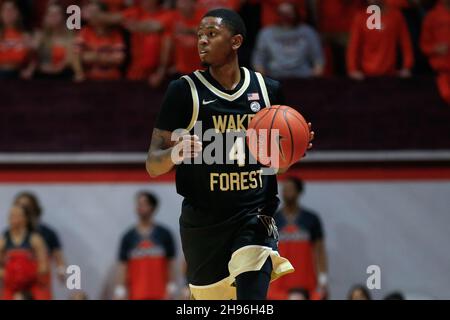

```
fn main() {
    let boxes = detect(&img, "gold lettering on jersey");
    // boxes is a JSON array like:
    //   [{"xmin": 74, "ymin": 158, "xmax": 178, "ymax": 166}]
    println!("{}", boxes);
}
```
[
  {"xmin": 210, "ymin": 169, "xmax": 263, "ymax": 191},
  {"xmin": 212, "ymin": 114, "xmax": 256, "ymax": 133},
  {"xmin": 212, "ymin": 116, "xmax": 227, "ymax": 133}
]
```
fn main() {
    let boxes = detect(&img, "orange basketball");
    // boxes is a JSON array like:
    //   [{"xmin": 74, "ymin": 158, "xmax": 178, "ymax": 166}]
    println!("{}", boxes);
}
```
[{"xmin": 246, "ymin": 105, "xmax": 310, "ymax": 169}]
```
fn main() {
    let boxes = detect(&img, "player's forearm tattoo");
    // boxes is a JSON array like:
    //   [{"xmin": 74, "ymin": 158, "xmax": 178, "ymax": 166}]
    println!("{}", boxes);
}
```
[
  {"xmin": 146, "ymin": 129, "xmax": 176, "ymax": 177},
  {"xmin": 148, "ymin": 129, "xmax": 167, "ymax": 163}
]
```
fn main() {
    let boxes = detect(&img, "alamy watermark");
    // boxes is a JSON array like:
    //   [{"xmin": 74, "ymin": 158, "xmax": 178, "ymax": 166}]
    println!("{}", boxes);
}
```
[
  {"xmin": 66, "ymin": 265, "xmax": 81, "ymax": 290},
  {"xmin": 367, "ymin": 5, "xmax": 382, "ymax": 30},
  {"xmin": 366, "ymin": 265, "xmax": 381, "ymax": 290},
  {"xmin": 66, "ymin": 5, "xmax": 81, "ymax": 30}
]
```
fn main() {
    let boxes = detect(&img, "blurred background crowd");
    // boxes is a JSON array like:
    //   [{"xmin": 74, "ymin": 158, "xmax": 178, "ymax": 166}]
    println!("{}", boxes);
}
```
[
  {"xmin": 0, "ymin": 180, "xmax": 415, "ymax": 300},
  {"xmin": 0, "ymin": 0, "xmax": 449, "ymax": 103}
]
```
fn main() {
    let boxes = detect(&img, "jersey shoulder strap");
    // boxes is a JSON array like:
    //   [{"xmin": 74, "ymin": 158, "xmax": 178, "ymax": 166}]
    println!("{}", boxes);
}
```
[
  {"xmin": 253, "ymin": 71, "xmax": 272, "ymax": 108},
  {"xmin": 180, "ymin": 74, "xmax": 200, "ymax": 132}
]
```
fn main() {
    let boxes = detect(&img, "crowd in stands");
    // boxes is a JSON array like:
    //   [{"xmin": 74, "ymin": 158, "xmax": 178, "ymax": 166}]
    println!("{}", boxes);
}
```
[{"xmin": 0, "ymin": 0, "xmax": 449, "ymax": 102}]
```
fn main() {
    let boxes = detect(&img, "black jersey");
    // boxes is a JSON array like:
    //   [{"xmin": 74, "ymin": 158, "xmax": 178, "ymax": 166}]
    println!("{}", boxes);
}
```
[{"xmin": 155, "ymin": 67, "xmax": 285, "ymax": 227}]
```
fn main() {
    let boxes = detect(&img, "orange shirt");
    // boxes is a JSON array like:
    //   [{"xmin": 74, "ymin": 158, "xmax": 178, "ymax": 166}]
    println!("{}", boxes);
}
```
[
  {"xmin": 0, "ymin": 28, "xmax": 29, "ymax": 69},
  {"xmin": 259, "ymin": 0, "xmax": 307, "ymax": 27},
  {"xmin": 168, "ymin": 9, "xmax": 204, "ymax": 74},
  {"xmin": 196, "ymin": 0, "xmax": 242, "ymax": 11},
  {"xmin": 318, "ymin": 0, "xmax": 363, "ymax": 33},
  {"xmin": 268, "ymin": 224, "xmax": 317, "ymax": 299},
  {"xmin": 122, "ymin": 7, "xmax": 172, "ymax": 80},
  {"xmin": 76, "ymin": 26, "xmax": 125, "ymax": 80},
  {"xmin": 420, "ymin": 2, "xmax": 450, "ymax": 72},
  {"xmin": 127, "ymin": 240, "xmax": 169, "ymax": 300},
  {"xmin": 347, "ymin": 9, "xmax": 414, "ymax": 75}
]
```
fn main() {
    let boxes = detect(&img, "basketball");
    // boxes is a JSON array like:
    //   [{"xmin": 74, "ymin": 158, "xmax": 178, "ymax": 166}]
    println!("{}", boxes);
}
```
[{"xmin": 246, "ymin": 105, "xmax": 310, "ymax": 169}]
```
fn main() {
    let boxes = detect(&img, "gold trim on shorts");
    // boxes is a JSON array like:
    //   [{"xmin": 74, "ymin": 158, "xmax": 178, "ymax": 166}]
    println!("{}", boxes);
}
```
[{"xmin": 189, "ymin": 245, "xmax": 294, "ymax": 300}]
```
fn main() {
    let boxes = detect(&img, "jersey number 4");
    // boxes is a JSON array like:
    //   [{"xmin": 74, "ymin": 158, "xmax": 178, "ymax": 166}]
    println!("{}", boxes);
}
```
[{"xmin": 229, "ymin": 137, "xmax": 245, "ymax": 167}]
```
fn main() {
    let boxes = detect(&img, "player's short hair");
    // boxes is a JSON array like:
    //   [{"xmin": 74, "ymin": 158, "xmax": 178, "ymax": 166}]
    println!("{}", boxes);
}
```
[
  {"xmin": 14, "ymin": 191, "xmax": 42, "ymax": 218},
  {"xmin": 137, "ymin": 191, "xmax": 159, "ymax": 209},
  {"xmin": 285, "ymin": 177, "xmax": 304, "ymax": 194},
  {"xmin": 203, "ymin": 8, "xmax": 247, "ymax": 41}
]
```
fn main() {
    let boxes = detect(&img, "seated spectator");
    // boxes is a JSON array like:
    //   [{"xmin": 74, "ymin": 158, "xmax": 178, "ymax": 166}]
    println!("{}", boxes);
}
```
[
  {"xmin": 162, "ymin": 0, "xmax": 204, "ymax": 80},
  {"xmin": 252, "ymin": 2, "xmax": 324, "ymax": 79},
  {"xmin": 113, "ymin": 192, "xmax": 177, "ymax": 300},
  {"xmin": 288, "ymin": 287, "xmax": 310, "ymax": 300},
  {"xmin": 0, "ymin": 205, "xmax": 48, "ymax": 300},
  {"xmin": 348, "ymin": 285, "xmax": 372, "ymax": 300},
  {"xmin": 268, "ymin": 177, "xmax": 328, "ymax": 300},
  {"xmin": 0, "ymin": 0, "xmax": 32, "ymax": 79},
  {"xmin": 196, "ymin": 0, "xmax": 243, "ymax": 11},
  {"xmin": 14, "ymin": 192, "xmax": 67, "ymax": 300},
  {"xmin": 347, "ymin": 0, "xmax": 414, "ymax": 80},
  {"xmin": 74, "ymin": 1, "xmax": 125, "ymax": 81},
  {"xmin": 27, "ymin": 3, "xmax": 76, "ymax": 80},
  {"xmin": 420, "ymin": 0, "xmax": 450, "ymax": 104}
]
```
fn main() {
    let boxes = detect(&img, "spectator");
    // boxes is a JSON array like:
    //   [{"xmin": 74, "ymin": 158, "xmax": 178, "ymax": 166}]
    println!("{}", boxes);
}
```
[
  {"xmin": 27, "ymin": 3, "xmax": 76, "ymax": 80},
  {"xmin": 93, "ymin": 0, "xmax": 173, "ymax": 83},
  {"xmin": 252, "ymin": 2, "xmax": 324, "ymax": 79},
  {"xmin": 0, "ymin": 0, "xmax": 32, "ymax": 79},
  {"xmin": 288, "ymin": 287, "xmax": 310, "ymax": 300},
  {"xmin": 13, "ymin": 192, "xmax": 67, "ymax": 300},
  {"xmin": 163, "ymin": 0, "xmax": 204, "ymax": 79},
  {"xmin": 74, "ymin": 1, "xmax": 125, "ymax": 81},
  {"xmin": 268, "ymin": 177, "xmax": 328, "ymax": 300},
  {"xmin": 0, "ymin": 205, "xmax": 48, "ymax": 300},
  {"xmin": 348, "ymin": 285, "xmax": 372, "ymax": 300},
  {"xmin": 420, "ymin": 0, "xmax": 450, "ymax": 104},
  {"xmin": 312, "ymin": 0, "xmax": 363, "ymax": 75},
  {"xmin": 114, "ymin": 192, "xmax": 177, "ymax": 300},
  {"xmin": 347, "ymin": 0, "xmax": 414, "ymax": 80}
]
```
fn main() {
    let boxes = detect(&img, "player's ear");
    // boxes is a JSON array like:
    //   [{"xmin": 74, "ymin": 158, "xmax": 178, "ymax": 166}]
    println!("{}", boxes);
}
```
[{"xmin": 231, "ymin": 34, "xmax": 243, "ymax": 51}]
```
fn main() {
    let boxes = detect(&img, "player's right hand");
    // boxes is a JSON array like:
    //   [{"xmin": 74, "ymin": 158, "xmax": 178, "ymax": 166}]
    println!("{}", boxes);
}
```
[{"xmin": 172, "ymin": 135, "xmax": 202, "ymax": 164}]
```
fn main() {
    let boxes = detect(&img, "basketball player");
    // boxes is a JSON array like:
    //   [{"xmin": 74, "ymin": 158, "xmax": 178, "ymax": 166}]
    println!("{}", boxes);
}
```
[{"xmin": 146, "ymin": 9, "xmax": 314, "ymax": 300}]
